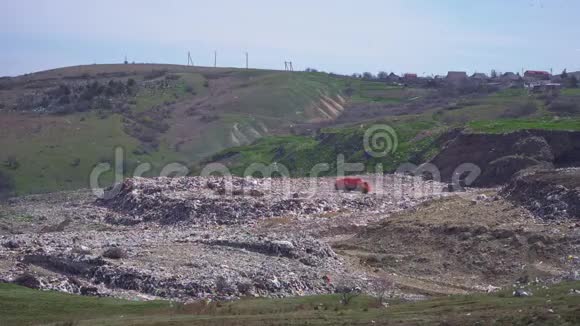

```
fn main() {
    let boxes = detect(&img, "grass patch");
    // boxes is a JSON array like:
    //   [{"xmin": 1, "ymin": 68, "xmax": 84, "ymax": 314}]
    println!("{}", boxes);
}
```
[
  {"xmin": 208, "ymin": 118, "xmax": 445, "ymax": 176},
  {"xmin": 468, "ymin": 118, "xmax": 580, "ymax": 133},
  {"xmin": 1, "ymin": 281, "xmax": 579, "ymax": 325}
]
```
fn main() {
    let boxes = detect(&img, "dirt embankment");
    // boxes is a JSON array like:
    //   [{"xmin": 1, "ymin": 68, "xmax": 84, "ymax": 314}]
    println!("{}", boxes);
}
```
[
  {"xmin": 501, "ymin": 168, "xmax": 580, "ymax": 220},
  {"xmin": 429, "ymin": 130, "xmax": 580, "ymax": 187}
]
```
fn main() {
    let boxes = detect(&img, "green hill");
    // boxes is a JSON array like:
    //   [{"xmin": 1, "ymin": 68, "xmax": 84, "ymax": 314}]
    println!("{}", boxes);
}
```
[
  {"xmin": 1, "ymin": 64, "xmax": 580, "ymax": 195},
  {"xmin": 0, "ymin": 64, "xmax": 357, "ymax": 195}
]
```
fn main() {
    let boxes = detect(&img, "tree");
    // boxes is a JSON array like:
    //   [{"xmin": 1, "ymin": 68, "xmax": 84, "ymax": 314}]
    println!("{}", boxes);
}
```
[
  {"xmin": 372, "ymin": 278, "xmax": 395, "ymax": 305},
  {"xmin": 335, "ymin": 283, "xmax": 361, "ymax": 305},
  {"xmin": 377, "ymin": 71, "xmax": 388, "ymax": 80},
  {"xmin": 305, "ymin": 67, "xmax": 318, "ymax": 73},
  {"xmin": 362, "ymin": 72, "xmax": 374, "ymax": 80},
  {"xmin": 490, "ymin": 70, "xmax": 498, "ymax": 79},
  {"xmin": 562, "ymin": 69, "xmax": 568, "ymax": 78}
]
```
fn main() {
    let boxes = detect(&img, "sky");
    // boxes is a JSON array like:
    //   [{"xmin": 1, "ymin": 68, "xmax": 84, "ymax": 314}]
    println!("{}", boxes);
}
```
[{"xmin": 1, "ymin": 0, "xmax": 579, "ymax": 76}]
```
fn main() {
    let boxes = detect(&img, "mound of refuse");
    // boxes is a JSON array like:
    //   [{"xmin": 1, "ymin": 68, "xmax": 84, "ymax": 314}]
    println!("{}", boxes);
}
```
[
  {"xmin": 501, "ymin": 168, "xmax": 580, "ymax": 220},
  {"xmin": 97, "ymin": 176, "xmax": 439, "ymax": 225},
  {"xmin": 1, "ymin": 228, "xmax": 368, "ymax": 300}
]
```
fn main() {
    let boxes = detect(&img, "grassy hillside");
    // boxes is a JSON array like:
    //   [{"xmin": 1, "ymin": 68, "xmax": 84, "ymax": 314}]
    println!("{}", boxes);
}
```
[
  {"xmin": 0, "ymin": 64, "xmax": 356, "ymax": 195},
  {"xmin": 209, "ymin": 84, "xmax": 580, "ymax": 177},
  {"xmin": 209, "ymin": 117, "xmax": 444, "ymax": 176},
  {"xmin": 1, "ymin": 282, "xmax": 579, "ymax": 325},
  {"xmin": 1, "ymin": 64, "xmax": 580, "ymax": 195}
]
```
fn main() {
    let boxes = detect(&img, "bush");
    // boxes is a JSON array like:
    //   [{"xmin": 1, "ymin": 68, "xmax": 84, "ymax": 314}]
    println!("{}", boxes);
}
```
[
  {"xmin": 501, "ymin": 101, "xmax": 538, "ymax": 118},
  {"xmin": 144, "ymin": 70, "xmax": 167, "ymax": 80},
  {"xmin": 13, "ymin": 273, "xmax": 41, "ymax": 289},
  {"xmin": 335, "ymin": 283, "xmax": 361, "ymax": 305},
  {"xmin": 548, "ymin": 99, "xmax": 580, "ymax": 115},
  {"xmin": 102, "ymin": 247, "xmax": 127, "ymax": 259},
  {"xmin": 165, "ymin": 74, "xmax": 181, "ymax": 80}
]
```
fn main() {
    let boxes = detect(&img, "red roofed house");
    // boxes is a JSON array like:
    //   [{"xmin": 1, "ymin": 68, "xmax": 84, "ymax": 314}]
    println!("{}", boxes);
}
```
[
  {"xmin": 524, "ymin": 70, "xmax": 551, "ymax": 80},
  {"xmin": 403, "ymin": 73, "xmax": 418, "ymax": 80}
]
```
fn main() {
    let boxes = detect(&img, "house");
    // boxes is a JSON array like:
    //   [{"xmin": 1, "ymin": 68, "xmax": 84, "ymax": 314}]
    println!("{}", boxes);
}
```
[
  {"xmin": 471, "ymin": 73, "xmax": 488, "ymax": 80},
  {"xmin": 501, "ymin": 72, "xmax": 520, "ymax": 81},
  {"xmin": 403, "ymin": 73, "xmax": 417, "ymax": 80},
  {"xmin": 524, "ymin": 70, "xmax": 551, "ymax": 80},
  {"xmin": 446, "ymin": 71, "xmax": 468, "ymax": 81},
  {"xmin": 386, "ymin": 72, "xmax": 400, "ymax": 82}
]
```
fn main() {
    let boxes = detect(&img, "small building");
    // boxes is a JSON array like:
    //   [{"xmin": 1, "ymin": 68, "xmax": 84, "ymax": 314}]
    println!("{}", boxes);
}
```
[
  {"xmin": 526, "ymin": 82, "xmax": 561, "ymax": 94},
  {"xmin": 470, "ymin": 73, "xmax": 488, "ymax": 80},
  {"xmin": 403, "ymin": 73, "xmax": 418, "ymax": 80},
  {"xmin": 501, "ymin": 72, "xmax": 520, "ymax": 81},
  {"xmin": 524, "ymin": 70, "xmax": 551, "ymax": 80},
  {"xmin": 386, "ymin": 72, "xmax": 400, "ymax": 82},
  {"xmin": 446, "ymin": 71, "xmax": 468, "ymax": 81}
]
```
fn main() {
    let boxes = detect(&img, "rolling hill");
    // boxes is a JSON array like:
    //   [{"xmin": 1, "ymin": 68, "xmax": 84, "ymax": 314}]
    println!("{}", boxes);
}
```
[
  {"xmin": 0, "ymin": 64, "xmax": 357, "ymax": 195},
  {"xmin": 1, "ymin": 63, "xmax": 580, "ymax": 195}
]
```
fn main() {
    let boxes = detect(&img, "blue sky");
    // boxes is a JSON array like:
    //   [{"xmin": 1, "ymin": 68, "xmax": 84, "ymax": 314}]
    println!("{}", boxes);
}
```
[{"xmin": 1, "ymin": 0, "xmax": 579, "ymax": 76}]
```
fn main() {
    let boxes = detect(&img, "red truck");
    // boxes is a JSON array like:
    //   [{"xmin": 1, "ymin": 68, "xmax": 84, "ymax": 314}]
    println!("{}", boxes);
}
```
[{"xmin": 334, "ymin": 177, "xmax": 371, "ymax": 194}]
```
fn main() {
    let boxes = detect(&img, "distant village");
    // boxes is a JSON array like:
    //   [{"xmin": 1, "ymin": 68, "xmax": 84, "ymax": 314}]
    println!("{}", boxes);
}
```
[{"xmin": 368, "ymin": 69, "xmax": 580, "ymax": 94}]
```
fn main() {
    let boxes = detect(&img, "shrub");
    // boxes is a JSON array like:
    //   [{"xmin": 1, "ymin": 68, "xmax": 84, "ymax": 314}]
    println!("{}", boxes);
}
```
[
  {"xmin": 102, "ymin": 247, "xmax": 127, "ymax": 259},
  {"xmin": 335, "ymin": 283, "xmax": 361, "ymax": 305},
  {"xmin": 548, "ymin": 99, "xmax": 580, "ymax": 115},
  {"xmin": 13, "ymin": 273, "xmax": 41, "ymax": 289},
  {"xmin": 144, "ymin": 69, "xmax": 167, "ymax": 80},
  {"xmin": 165, "ymin": 74, "xmax": 181, "ymax": 80},
  {"xmin": 501, "ymin": 101, "xmax": 538, "ymax": 118}
]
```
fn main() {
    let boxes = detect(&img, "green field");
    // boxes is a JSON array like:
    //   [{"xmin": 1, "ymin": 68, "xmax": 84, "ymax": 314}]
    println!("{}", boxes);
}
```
[{"xmin": 1, "ymin": 282, "xmax": 579, "ymax": 325}]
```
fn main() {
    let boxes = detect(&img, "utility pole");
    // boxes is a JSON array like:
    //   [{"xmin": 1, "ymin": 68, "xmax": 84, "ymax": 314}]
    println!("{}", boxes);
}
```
[
  {"xmin": 245, "ymin": 52, "xmax": 249, "ymax": 69},
  {"xmin": 187, "ymin": 51, "xmax": 194, "ymax": 66},
  {"xmin": 214, "ymin": 51, "xmax": 217, "ymax": 68}
]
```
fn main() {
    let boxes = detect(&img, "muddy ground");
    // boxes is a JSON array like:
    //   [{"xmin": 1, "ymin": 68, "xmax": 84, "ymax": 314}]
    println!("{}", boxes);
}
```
[{"xmin": 0, "ymin": 175, "xmax": 578, "ymax": 302}]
